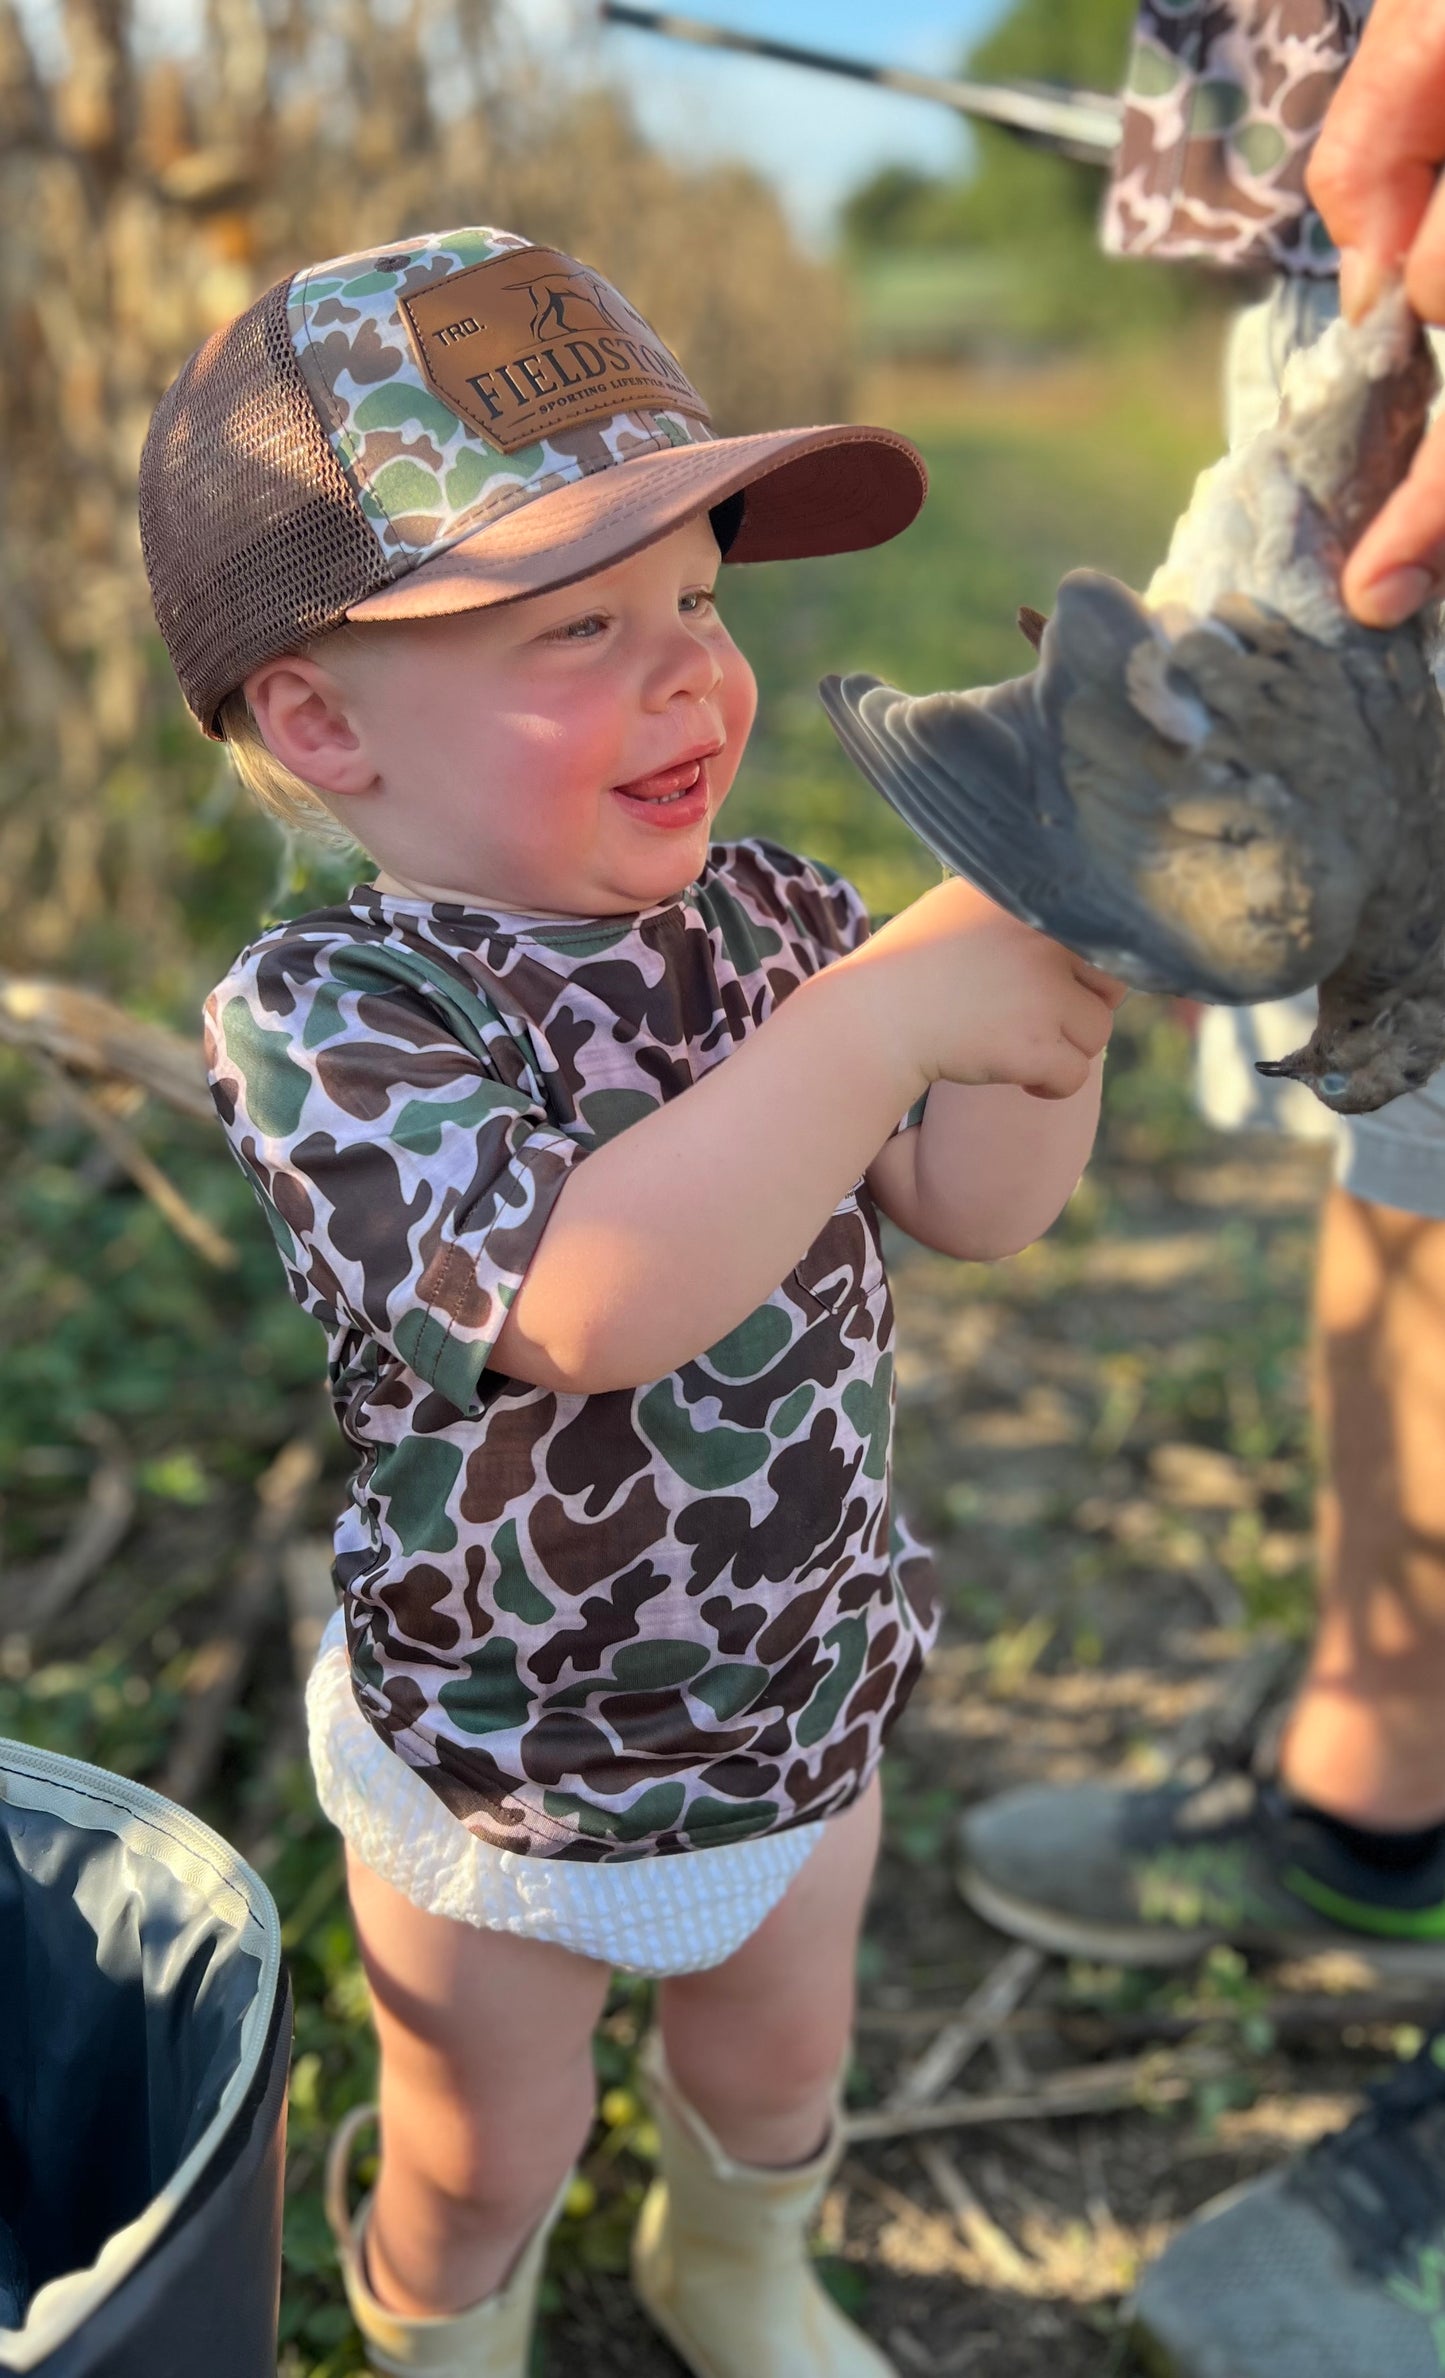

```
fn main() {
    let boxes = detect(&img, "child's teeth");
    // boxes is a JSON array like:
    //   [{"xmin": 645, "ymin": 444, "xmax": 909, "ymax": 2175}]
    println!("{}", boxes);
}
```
[{"xmin": 633, "ymin": 762, "xmax": 700, "ymax": 803}]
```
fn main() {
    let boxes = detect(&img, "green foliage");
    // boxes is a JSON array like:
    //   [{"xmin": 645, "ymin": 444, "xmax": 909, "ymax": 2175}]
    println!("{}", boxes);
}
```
[
  {"xmin": 882, "ymin": 1753, "xmax": 958, "ymax": 1867},
  {"xmin": 0, "ymin": 1060, "xmax": 323, "ymax": 1477},
  {"xmin": 966, "ymin": 0, "xmax": 1146, "ymax": 120},
  {"xmin": 1102, "ymin": 999, "xmax": 1217, "ymax": 1166},
  {"xmin": 844, "ymin": 0, "xmax": 1142, "ymax": 253},
  {"xmin": 842, "ymin": 0, "xmax": 1225, "ymax": 350},
  {"xmin": 269, "ymin": 1760, "xmax": 378, "ymax": 2376},
  {"xmin": 841, "ymin": 163, "xmax": 947, "ymax": 251},
  {"xmin": 0, "ymin": 1647, "xmax": 186, "ymax": 1781}
]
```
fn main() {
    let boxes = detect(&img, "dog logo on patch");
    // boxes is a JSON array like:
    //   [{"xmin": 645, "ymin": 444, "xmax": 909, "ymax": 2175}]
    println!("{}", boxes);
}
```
[
  {"xmin": 509, "ymin": 269, "xmax": 635, "ymax": 343},
  {"xmin": 401, "ymin": 245, "xmax": 710, "ymax": 455}
]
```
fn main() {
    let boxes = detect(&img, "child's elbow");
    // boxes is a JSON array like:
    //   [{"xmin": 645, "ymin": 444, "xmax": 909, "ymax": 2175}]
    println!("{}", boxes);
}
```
[
  {"xmin": 949, "ymin": 1226, "xmax": 1042, "ymax": 1263},
  {"xmin": 928, "ymin": 1201, "xmax": 1064, "ymax": 1263},
  {"xmin": 490, "ymin": 1309, "xmax": 667, "ymax": 1397},
  {"xmin": 489, "ymin": 1311, "xmax": 606, "ymax": 1395}
]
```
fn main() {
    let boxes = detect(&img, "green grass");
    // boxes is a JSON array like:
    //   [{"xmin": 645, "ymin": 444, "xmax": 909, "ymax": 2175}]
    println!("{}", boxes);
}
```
[{"xmin": 850, "ymin": 249, "xmax": 1021, "ymax": 357}]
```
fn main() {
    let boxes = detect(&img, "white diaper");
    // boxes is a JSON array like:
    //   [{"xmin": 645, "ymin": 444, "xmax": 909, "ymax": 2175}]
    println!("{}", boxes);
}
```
[{"xmin": 305, "ymin": 1610, "xmax": 824, "ymax": 1976}]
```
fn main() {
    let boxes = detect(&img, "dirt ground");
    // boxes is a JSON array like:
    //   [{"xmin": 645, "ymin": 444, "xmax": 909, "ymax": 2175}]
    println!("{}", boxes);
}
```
[{"xmin": 540, "ymin": 1027, "xmax": 1439, "ymax": 2378}]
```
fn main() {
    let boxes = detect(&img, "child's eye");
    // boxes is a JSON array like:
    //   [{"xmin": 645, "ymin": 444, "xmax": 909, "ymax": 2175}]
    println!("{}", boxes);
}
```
[
  {"xmin": 681, "ymin": 587, "xmax": 719, "ymax": 616},
  {"xmin": 545, "ymin": 612, "xmax": 609, "ymax": 643}
]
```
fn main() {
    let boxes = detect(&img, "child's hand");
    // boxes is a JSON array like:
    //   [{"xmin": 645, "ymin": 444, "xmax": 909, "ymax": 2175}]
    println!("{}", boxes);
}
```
[{"xmin": 843, "ymin": 877, "xmax": 1128, "ymax": 1100}]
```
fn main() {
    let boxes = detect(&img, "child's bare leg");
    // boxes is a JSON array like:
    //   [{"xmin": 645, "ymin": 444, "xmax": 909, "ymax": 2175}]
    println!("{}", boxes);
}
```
[
  {"xmin": 656, "ymin": 1776, "xmax": 881, "ymax": 2165},
  {"xmin": 344, "ymin": 1847, "xmax": 612, "ymax": 2316}
]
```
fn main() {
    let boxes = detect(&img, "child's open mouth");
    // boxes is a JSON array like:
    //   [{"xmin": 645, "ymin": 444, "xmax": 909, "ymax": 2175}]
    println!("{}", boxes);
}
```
[{"xmin": 611, "ymin": 751, "xmax": 716, "ymax": 829}]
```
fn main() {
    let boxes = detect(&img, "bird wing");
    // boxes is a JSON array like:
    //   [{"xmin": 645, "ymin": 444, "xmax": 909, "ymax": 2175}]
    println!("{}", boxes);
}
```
[
  {"xmin": 818, "ymin": 664, "xmax": 1203, "ymax": 992},
  {"xmin": 820, "ymin": 570, "xmax": 1244, "ymax": 994},
  {"xmin": 822, "ymin": 572, "xmax": 1383, "ymax": 1003}
]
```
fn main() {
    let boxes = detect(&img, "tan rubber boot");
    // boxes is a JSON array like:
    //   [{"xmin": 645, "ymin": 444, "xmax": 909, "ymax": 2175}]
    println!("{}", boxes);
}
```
[
  {"xmin": 631, "ymin": 2035, "xmax": 897, "ymax": 2378},
  {"xmin": 324, "ymin": 2103, "xmax": 567, "ymax": 2377}
]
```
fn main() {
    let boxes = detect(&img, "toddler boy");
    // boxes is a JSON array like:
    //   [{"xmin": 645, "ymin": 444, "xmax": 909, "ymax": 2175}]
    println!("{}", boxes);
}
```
[{"xmin": 141, "ymin": 226, "xmax": 1121, "ymax": 2378}]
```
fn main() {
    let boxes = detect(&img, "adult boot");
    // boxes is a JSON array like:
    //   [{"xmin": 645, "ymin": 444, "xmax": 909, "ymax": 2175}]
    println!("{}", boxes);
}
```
[
  {"xmin": 631, "ymin": 2033, "xmax": 896, "ymax": 2378},
  {"xmin": 324, "ymin": 2103, "xmax": 567, "ymax": 2377}
]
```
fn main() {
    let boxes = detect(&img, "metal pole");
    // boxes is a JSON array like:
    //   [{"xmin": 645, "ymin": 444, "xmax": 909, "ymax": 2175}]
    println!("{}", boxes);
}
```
[{"xmin": 598, "ymin": 2, "xmax": 1123, "ymax": 165}]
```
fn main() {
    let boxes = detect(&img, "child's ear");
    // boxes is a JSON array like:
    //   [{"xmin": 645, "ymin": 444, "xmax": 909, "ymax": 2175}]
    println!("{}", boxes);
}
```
[{"xmin": 243, "ymin": 656, "xmax": 376, "ymax": 799}]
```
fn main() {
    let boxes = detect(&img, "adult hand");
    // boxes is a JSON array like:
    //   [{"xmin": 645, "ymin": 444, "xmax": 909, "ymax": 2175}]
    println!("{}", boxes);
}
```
[{"xmin": 1307, "ymin": 0, "xmax": 1445, "ymax": 626}]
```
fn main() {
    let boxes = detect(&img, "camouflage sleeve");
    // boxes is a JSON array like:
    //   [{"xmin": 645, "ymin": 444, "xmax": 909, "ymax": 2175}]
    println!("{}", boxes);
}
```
[
  {"xmin": 203, "ymin": 943, "xmax": 582, "ymax": 1412},
  {"xmin": 1101, "ymin": 0, "xmax": 1360, "ymax": 276}
]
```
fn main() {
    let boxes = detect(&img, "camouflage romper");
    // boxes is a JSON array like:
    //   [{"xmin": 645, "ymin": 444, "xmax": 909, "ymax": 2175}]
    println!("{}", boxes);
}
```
[
  {"xmin": 1104, "ymin": 1, "xmax": 1368, "ymax": 274},
  {"xmin": 206, "ymin": 840, "xmax": 939, "ymax": 1864}
]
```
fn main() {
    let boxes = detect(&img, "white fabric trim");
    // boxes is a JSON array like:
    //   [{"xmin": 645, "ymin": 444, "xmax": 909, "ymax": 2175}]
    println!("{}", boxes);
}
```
[{"xmin": 306, "ymin": 1612, "xmax": 823, "ymax": 1975}]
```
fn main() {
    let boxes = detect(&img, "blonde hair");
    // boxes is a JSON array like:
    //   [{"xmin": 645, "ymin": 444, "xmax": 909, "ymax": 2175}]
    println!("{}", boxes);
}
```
[{"xmin": 216, "ymin": 624, "xmax": 364, "ymax": 845}]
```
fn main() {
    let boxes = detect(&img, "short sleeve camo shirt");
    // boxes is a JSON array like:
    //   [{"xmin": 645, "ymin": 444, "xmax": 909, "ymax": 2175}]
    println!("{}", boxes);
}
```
[
  {"xmin": 1104, "ymin": 1, "xmax": 1368, "ymax": 275},
  {"xmin": 205, "ymin": 839, "xmax": 939, "ymax": 1862}
]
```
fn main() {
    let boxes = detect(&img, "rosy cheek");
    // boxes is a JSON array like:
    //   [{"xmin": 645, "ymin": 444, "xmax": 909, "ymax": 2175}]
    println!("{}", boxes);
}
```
[
  {"xmin": 506, "ymin": 704, "xmax": 611, "ymax": 801},
  {"xmin": 719, "ymin": 643, "xmax": 758, "ymax": 767}
]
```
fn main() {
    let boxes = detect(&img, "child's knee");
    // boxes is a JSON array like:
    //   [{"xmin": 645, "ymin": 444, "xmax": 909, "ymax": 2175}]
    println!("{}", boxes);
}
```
[
  {"xmin": 383, "ymin": 2051, "xmax": 596, "ymax": 2218},
  {"xmin": 665, "ymin": 1997, "xmax": 847, "ymax": 2117},
  {"xmin": 746, "ymin": 2016, "xmax": 849, "ymax": 2112}
]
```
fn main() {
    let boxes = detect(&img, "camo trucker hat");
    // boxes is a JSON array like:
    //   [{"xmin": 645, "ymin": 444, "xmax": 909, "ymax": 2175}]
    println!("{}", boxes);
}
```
[{"xmin": 139, "ymin": 225, "xmax": 928, "ymax": 735}]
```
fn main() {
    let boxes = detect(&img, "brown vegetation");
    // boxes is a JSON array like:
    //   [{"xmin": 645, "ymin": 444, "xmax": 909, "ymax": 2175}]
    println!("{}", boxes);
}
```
[{"xmin": 0, "ymin": 0, "xmax": 849, "ymax": 982}]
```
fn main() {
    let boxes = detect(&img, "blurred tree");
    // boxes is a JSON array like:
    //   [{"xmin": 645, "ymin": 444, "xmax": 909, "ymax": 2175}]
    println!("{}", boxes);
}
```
[
  {"xmin": 842, "ymin": 0, "xmax": 1223, "ymax": 344},
  {"xmin": 841, "ymin": 162, "xmax": 945, "ymax": 251},
  {"xmin": 0, "ymin": 0, "xmax": 849, "ymax": 998}
]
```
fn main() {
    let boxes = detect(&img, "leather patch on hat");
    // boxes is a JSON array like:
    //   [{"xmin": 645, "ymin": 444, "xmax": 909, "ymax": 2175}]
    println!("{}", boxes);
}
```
[{"xmin": 401, "ymin": 247, "xmax": 710, "ymax": 454}]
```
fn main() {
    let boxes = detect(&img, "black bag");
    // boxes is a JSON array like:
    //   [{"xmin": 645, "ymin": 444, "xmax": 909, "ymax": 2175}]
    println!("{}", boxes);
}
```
[{"xmin": 0, "ymin": 1737, "xmax": 291, "ymax": 2375}]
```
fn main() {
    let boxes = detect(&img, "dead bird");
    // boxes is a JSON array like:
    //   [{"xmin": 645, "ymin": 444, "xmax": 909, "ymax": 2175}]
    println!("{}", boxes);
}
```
[{"xmin": 820, "ymin": 290, "xmax": 1445, "ymax": 1113}]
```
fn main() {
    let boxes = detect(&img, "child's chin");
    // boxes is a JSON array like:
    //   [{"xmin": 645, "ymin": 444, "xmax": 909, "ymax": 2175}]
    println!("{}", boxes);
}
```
[{"xmin": 626, "ymin": 821, "xmax": 714, "ymax": 885}]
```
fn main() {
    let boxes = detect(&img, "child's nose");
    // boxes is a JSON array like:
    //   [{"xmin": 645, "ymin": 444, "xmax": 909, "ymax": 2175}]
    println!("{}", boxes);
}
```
[{"xmin": 646, "ymin": 621, "xmax": 722, "ymax": 706}]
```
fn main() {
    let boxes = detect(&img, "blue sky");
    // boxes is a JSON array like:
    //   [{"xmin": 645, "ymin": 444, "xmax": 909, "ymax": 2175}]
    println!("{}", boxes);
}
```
[{"xmin": 591, "ymin": 1, "xmax": 1012, "ymax": 246}]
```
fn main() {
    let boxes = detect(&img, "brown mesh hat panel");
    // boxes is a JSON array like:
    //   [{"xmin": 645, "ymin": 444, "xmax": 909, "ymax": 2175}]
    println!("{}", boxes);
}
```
[{"xmin": 139, "ymin": 276, "xmax": 391, "ymax": 734}]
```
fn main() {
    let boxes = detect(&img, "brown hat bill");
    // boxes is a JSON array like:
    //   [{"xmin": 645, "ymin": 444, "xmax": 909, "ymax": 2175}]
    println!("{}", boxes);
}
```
[{"xmin": 345, "ymin": 424, "xmax": 927, "ymax": 624}]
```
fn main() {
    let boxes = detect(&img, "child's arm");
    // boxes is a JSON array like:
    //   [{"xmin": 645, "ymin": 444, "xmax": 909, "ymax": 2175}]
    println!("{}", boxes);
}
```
[
  {"xmin": 864, "ymin": 1065, "xmax": 1105, "ymax": 1263},
  {"xmin": 491, "ymin": 879, "xmax": 1122, "ymax": 1394}
]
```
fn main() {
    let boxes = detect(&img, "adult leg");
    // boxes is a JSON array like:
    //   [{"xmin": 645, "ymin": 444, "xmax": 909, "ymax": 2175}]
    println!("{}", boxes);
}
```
[
  {"xmin": 343, "ymin": 1847, "xmax": 612, "ymax": 2318},
  {"xmin": 966, "ymin": 242, "xmax": 1445, "ymax": 2378},
  {"xmin": 1225, "ymin": 288, "xmax": 1445, "ymax": 1829},
  {"xmin": 1281, "ymin": 1188, "xmax": 1445, "ymax": 1826},
  {"xmin": 1133, "ymin": 1196, "xmax": 1445, "ymax": 2378}
]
